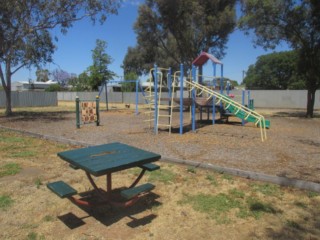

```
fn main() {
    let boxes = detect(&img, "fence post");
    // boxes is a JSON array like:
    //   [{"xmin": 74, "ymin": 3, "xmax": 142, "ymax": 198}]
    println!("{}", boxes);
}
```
[
  {"xmin": 96, "ymin": 96, "xmax": 100, "ymax": 126},
  {"xmin": 76, "ymin": 96, "xmax": 80, "ymax": 128}
]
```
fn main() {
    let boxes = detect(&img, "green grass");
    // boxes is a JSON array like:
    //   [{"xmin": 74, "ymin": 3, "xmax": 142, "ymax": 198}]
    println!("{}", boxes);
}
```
[
  {"xmin": 0, "ymin": 135, "xmax": 26, "ymax": 143},
  {"xmin": 229, "ymin": 188, "xmax": 245, "ymax": 199},
  {"xmin": 9, "ymin": 150, "xmax": 37, "ymax": 158},
  {"xmin": 180, "ymin": 191, "xmax": 278, "ymax": 223},
  {"xmin": 0, "ymin": 195, "xmax": 14, "ymax": 210},
  {"xmin": 43, "ymin": 215, "xmax": 54, "ymax": 222},
  {"xmin": 251, "ymin": 183, "xmax": 281, "ymax": 197},
  {"xmin": 294, "ymin": 201, "xmax": 307, "ymax": 209},
  {"xmin": 286, "ymin": 220, "xmax": 304, "ymax": 230},
  {"xmin": 34, "ymin": 177, "xmax": 43, "ymax": 189},
  {"xmin": 187, "ymin": 167, "xmax": 197, "ymax": 174},
  {"xmin": 221, "ymin": 173, "xmax": 234, "ymax": 182},
  {"xmin": 180, "ymin": 193, "xmax": 242, "ymax": 223},
  {"xmin": 0, "ymin": 163, "xmax": 21, "ymax": 177},
  {"xmin": 148, "ymin": 169, "xmax": 176, "ymax": 184},
  {"xmin": 307, "ymin": 191, "xmax": 319, "ymax": 198},
  {"xmin": 247, "ymin": 197, "xmax": 277, "ymax": 219},
  {"xmin": 206, "ymin": 174, "xmax": 218, "ymax": 186},
  {"xmin": 26, "ymin": 232, "xmax": 45, "ymax": 240}
]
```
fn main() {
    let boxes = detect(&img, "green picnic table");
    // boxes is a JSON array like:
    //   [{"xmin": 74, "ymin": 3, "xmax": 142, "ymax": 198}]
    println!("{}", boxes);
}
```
[{"xmin": 47, "ymin": 142, "xmax": 161, "ymax": 207}]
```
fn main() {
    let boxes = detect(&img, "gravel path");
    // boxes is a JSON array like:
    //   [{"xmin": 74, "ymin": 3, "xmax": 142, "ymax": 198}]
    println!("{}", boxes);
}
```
[{"xmin": 1, "ymin": 108, "xmax": 319, "ymax": 183}]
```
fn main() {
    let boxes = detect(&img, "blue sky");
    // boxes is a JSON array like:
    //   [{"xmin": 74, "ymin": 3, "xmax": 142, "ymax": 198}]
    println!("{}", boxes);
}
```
[{"xmin": 12, "ymin": 0, "xmax": 290, "ymax": 84}]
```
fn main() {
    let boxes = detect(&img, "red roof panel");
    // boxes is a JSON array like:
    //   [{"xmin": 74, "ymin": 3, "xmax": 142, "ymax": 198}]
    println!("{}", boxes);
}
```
[{"xmin": 192, "ymin": 52, "xmax": 222, "ymax": 66}]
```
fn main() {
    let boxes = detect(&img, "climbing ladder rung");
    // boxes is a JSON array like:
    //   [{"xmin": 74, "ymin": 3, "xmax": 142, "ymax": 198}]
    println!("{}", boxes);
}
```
[
  {"xmin": 158, "ymin": 106, "xmax": 170, "ymax": 110},
  {"xmin": 144, "ymin": 119, "xmax": 155, "ymax": 122},
  {"xmin": 158, "ymin": 124, "xmax": 171, "ymax": 127}
]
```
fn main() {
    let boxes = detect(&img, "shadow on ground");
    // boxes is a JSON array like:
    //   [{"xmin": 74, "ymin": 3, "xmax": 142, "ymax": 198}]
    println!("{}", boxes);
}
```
[
  {"xmin": 263, "ymin": 201, "xmax": 320, "ymax": 239},
  {"xmin": 57, "ymin": 190, "xmax": 161, "ymax": 229},
  {"xmin": 0, "ymin": 111, "xmax": 73, "ymax": 122},
  {"xmin": 272, "ymin": 111, "xmax": 320, "ymax": 118}
]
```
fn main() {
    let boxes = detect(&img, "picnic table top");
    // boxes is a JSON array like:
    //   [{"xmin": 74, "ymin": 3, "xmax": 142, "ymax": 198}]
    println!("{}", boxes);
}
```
[{"xmin": 57, "ymin": 142, "xmax": 161, "ymax": 177}]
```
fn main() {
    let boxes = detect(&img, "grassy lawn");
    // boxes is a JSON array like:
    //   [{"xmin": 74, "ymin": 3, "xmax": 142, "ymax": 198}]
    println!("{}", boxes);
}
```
[{"xmin": 0, "ymin": 129, "xmax": 319, "ymax": 239}]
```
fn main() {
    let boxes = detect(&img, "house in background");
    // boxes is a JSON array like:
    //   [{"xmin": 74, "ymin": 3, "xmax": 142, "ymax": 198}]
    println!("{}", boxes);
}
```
[{"xmin": 11, "ymin": 80, "xmax": 58, "ymax": 91}]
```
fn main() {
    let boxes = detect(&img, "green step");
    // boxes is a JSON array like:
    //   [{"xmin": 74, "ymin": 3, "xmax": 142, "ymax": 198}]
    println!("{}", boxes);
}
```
[
  {"xmin": 47, "ymin": 181, "xmax": 78, "ymax": 198},
  {"xmin": 121, "ymin": 183, "xmax": 155, "ymax": 199}
]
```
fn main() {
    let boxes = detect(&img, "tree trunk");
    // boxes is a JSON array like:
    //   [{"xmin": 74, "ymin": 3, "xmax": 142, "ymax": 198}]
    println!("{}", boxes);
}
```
[
  {"xmin": 2, "ymin": 62, "xmax": 13, "ymax": 116},
  {"xmin": 306, "ymin": 88, "xmax": 316, "ymax": 118},
  {"xmin": 4, "ymin": 88, "xmax": 12, "ymax": 116}
]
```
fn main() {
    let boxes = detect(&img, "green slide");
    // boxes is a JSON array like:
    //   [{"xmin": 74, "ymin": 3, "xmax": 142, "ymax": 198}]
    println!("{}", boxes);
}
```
[{"xmin": 225, "ymin": 104, "xmax": 270, "ymax": 128}]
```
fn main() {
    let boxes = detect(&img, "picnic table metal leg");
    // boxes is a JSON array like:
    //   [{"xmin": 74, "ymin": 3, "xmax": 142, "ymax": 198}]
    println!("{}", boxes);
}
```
[
  {"xmin": 82, "ymin": 171, "xmax": 142, "ymax": 208},
  {"xmin": 107, "ymin": 173, "xmax": 112, "ymax": 194},
  {"xmin": 129, "ymin": 169, "xmax": 146, "ymax": 188},
  {"xmin": 85, "ymin": 172, "xmax": 108, "ymax": 201}
]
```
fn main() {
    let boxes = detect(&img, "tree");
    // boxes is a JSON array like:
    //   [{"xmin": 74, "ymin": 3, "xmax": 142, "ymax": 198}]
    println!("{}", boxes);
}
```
[
  {"xmin": 122, "ymin": 72, "xmax": 138, "ymax": 92},
  {"xmin": 243, "ymin": 51, "xmax": 305, "ymax": 90},
  {"xmin": 69, "ymin": 71, "xmax": 91, "ymax": 91},
  {"xmin": 51, "ymin": 69, "xmax": 72, "ymax": 87},
  {"xmin": 36, "ymin": 69, "xmax": 50, "ymax": 82},
  {"xmin": 122, "ymin": 0, "xmax": 237, "ymax": 75},
  {"xmin": 87, "ymin": 39, "xmax": 115, "ymax": 90},
  {"xmin": 45, "ymin": 84, "xmax": 61, "ymax": 92},
  {"xmin": 239, "ymin": 0, "xmax": 320, "ymax": 117},
  {"xmin": 0, "ymin": 0, "xmax": 119, "ymax": 116}
]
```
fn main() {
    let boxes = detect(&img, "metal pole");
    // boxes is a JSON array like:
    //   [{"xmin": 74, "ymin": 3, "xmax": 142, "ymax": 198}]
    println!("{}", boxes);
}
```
[
  {"xmin": 212, "ymin": 96, "xmax": 216, "ymax": 125},
  {"xmin": 96, "ymin": 95, "xmax": 100, "ymax": 126},
  {"xmin": 220, "ymin": 64, "xmax": 224, "ymax": 95},
  {"xmin": 105, "ymin": 81, "xmax": 109, "ymax": 111},
  {"xmin": 192, "ymin": 65, "xmax": 196, "ymax": 132},
  {"xmin": 135, "ymin": 80, "xmax": 139, "ymax": 115},
  {"xmin": 76, "ymin": 96, "xmax": 80, "ymax": 128},
  {"xmin": 154, "ymin": 64, "xmax": 158, "ymax": 134},
  {"xmin": 242, "ymin": 90, "xmax": 245, "ymax": 126},
  {"xmin": 212, "ymin": 63, "xmax": 216, "ymax": 125},
  {"xmin": 168, "ymin": 68, "xmax": 172, "ymax": 125},
  {"xmin": 213, "ymin": 63, "xmax": 217, "ymax": 89},
  {"xmin": 180, "ymin": 64, "xmax": 183, "ymax": 135}
]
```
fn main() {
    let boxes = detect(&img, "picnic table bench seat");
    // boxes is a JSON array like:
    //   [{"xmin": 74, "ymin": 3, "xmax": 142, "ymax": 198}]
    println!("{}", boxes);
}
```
[
  {"xmin": 121, "ymin": 183, "xmax": 155, "ymax": 200},
  {"xmin": 47, "ymin": 181, "xmax": 78, "ymax": 198},
  {"xmin": 139, "ymin": 163, "xmax": 160, "ymax": 171}
]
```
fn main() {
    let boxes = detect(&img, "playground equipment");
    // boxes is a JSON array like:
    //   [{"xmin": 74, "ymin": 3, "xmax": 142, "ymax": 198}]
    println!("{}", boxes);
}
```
[
  {"xmin": 76, "ymin": 96, "xmax": 100, "ymax": 128},
  {"xmin": 98, "ymin": 79, "xmax": 140, "ymax": 114},
  {"xmin": 142, "ymin": 52, "xmax": 270, "ymax": 142}
]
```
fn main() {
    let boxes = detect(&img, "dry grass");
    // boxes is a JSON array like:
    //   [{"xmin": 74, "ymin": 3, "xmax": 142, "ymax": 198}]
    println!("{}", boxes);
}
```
[{"xmin": 0, "ymin": 129, "xmax": 319, "ymax": 240}]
